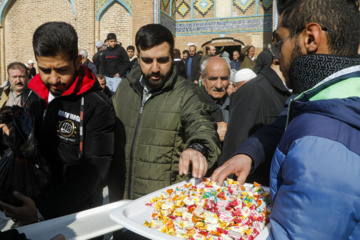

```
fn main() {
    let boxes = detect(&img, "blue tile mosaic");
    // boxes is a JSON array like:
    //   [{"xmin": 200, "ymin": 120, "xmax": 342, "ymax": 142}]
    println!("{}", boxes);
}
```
[
  {"xmin": 95, "ymin": 0, "xmax": 132, "ymax": 15},
  {"xmin": 234, "ymin": 0, "xmax": 255, "ymax": 14},
  {"xmin": 162, "ymin": 0, "xmax": 170, "ymax": 10},
  {"xmin": 194, "ymin": 0, "xmax": 214, "ymax": 17},
  {"xmin": 160, "ymin": 13, "xmax": 177, "ymax": 34},
  {"xmin": 160, "ymin": 11, "xmax": 272, "ymax": 35},
  {"xmin": 177, "ymin": 1, "xmax": 191, "ymax": 18}
]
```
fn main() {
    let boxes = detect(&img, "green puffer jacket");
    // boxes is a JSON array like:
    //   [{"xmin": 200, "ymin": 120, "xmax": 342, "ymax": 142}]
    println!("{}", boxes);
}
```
[{"xmin": 109, "ymin": 66, "xmax": 221, "ymax": 200}]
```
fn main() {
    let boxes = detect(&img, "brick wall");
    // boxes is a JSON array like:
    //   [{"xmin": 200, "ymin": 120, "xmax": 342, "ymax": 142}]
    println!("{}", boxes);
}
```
[
  {"xmin": 99, "ymin": 1, "xmax": 132, "ymax": 51},
  {"xmin": 75, "ymin": 0, "xmax": 96, "ymax": 60},
  {"xmin": 0, "ymin": 0, "xmax": 271, "ymax": 82},
  {"xmin": 2, "ymin": 0, "xmax": 75, "ymax": 80},
  {"xmin": 131, "ymin": 0, "xmax": 154, "ymax": 54}
]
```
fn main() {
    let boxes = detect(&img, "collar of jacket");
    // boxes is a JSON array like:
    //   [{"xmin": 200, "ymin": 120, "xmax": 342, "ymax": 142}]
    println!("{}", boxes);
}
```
[
  {"xmin": 261, "ymin": 66, "xmax": 291, "ymax": 94},
  {"xmin": 289, "ymin": 54, "xmax": 360, "ymax": 94},
  {"xmin": 126, "ymin": 65, "xmax": 178, "ymax": 95},
  {"xmin": 83, "ymin": 59, "xmax": 90, "ymax": 66},
  {"xmin": 106, "ymin": 44, "xmax": 119, "ymax": 52},
  {"xmin": 286, "ymin": 65, "xmax": 360, "ymax": 129},
  {"xmin": 28, "ymin": 65, "xmax": 96, "ymax": 106},
  {"xmin": 0, "ymin": 85, "xmax": 32, "ymax": 106}
]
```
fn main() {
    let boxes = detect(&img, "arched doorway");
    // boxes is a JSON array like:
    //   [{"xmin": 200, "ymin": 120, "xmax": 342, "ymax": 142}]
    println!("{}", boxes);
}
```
[{"xmin": 201, "ymin": 37, "xmax": 245, "ymax": 60}]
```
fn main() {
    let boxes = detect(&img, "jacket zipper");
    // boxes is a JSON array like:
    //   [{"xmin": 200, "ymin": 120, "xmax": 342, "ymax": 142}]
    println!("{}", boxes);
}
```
[
  {"xmin": 128, "ymin": 104, "xmax": 143, "ymax": 199},
  {"xmin": 127, "ymin": 86, "xmax": 165, "ymax": 199},
  {"xmin": 285, "ymin": 99, "xmax": 293, "ymax": 130}
]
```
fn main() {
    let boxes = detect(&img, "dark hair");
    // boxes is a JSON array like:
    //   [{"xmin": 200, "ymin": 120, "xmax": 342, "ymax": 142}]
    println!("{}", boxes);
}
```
[
  {"xmin": 197, "ymin": 50, "xmax": 203, "ymax": 54},
  {"xmin": 96, "ymin": 74, "xmax": 105, "ymax": 80},
  {"xmin": 183, "ymin": 50, "xmax": 190, "ymax": 55},
  {"xmin": 272, "ymin": 30, "xmax": 277, "ymax": 42},
  {"xmin": 33, "ymin": 22, "xmax": 78, "ymax": 61},
  {"xmin": 7, "ymin": 62, "xmax": 27, "ymax": 76},
  {"xmin": 107, "ymin": 33, "xmax": 117, "ymax": 40},
  {"xmin": 205, "ymin": 46, "xmax": 210, "ymax": 52},
  {"xmin": 127, "ymin": 45, "xmax": 135, "ymax": 51},
  {"xmin": 135, "ymin": 24, "xmax": 174, "ymax": 55},
  {"xmin": 189, "ymin": 45, "xmax": 196, "ymax": 51},
  {"xmin": 174, "ymin": 49, "xmax": 181, "ymax": 58},
  {"xmin": 277, "ymin": 0, "xmax": 360, "ymax": 55}
]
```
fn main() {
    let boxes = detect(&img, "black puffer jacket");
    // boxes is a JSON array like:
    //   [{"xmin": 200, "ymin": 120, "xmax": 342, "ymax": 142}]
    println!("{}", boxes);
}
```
[
  {"xmin": 28, "ymin": 66, "xmax": 116, "ymax": 219},
  {"xmin": 99, "ymin": 44, "xmax": 130, "ymax": 78}
]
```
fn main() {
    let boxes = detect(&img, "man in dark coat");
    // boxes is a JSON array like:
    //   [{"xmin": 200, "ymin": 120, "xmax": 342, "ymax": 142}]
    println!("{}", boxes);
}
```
[
  {"xmin": 253, "ymin": 31, "xmax": 276, "ymax": 74},
  {"xmin": 92, "ymin": 41, "xmax": 105, "ymax": 72},
  {"xmin": 79, "ymin": 48, "xmax": 97, "ymax": 76},
  {"xmin": 185, "ymin": 45, "xmax": 202, "ymax": 83},
  {"xmin": 218, "ymin": 59, "xmax": 291, "ymax": 186},
  {"xmin": 200, "ymin": 57, "xmax": 231, "ymax": 143},
  {"xmin": 174, "ymin": 49, "xmax": 186, "ymax": 78},
  {"xmin": 126, "ymin": 45, "xmax": 138, "ymax": 74},
  {"xmin": 252, "ymin": 48, "xmax": 273, "ymax": 74},
  {"xmin": 0, "ymin": 21, "xmax": 115, "ymax": 224}
]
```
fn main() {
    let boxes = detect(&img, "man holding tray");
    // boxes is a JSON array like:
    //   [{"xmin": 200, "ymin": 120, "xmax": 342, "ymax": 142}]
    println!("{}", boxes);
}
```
[{"xmin": 108, "ymin": 24, "xmax": 221, "ymax": 202}]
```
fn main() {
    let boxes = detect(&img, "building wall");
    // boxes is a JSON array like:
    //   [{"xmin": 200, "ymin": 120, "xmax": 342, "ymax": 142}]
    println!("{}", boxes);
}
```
[
  {"xmin": 174, "ymin": 31, "xmax": 272, "ymax": 55},
  {"xmin": 75, "ymin": 0, "xmax": 96, "ymax": 60},
  {"xmin": 0, "ymin": 0, "xmax": 272, "ymax": 82},
  {"xmin": 99, "ymin": 1, "xmax": 132, "ymax": 51},
  {"xmin": 162, "ymin": 0, "xmax": 273, "ymax": 53},
  {"xmin": 2, "ymin": 0, "xmax": 75, "ymax": 81},
  {"xmin": 131, "ymin": 0, "xmax": 154, "ymax": 50}
]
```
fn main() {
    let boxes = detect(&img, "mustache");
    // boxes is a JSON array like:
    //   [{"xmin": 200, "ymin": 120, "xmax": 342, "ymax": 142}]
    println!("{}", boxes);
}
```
[{"xmin": 211, "ymin": 87, "xmax": 225, "ymax": 92}]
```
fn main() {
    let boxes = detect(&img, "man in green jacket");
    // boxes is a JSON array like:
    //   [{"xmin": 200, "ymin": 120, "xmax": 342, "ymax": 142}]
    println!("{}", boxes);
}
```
[
  {"xmin": 240, "ymin": 45, "xmax": 256, "ymax": 70},
  {"xmin": 108, "ymin": 24, "xmax": 221, "ymax": 201}
]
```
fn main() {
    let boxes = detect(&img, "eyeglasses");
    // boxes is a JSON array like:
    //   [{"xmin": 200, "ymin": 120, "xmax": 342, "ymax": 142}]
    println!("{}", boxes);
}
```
[{"xmin": 269, "ymin": 28, "xmax": 305, "ymax": 60}]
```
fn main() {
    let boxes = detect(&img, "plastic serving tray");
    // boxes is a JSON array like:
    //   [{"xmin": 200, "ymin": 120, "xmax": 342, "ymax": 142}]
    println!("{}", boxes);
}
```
[{"xmin": 110, "ymin": 178, "xmax": 271, "ymax": 240}]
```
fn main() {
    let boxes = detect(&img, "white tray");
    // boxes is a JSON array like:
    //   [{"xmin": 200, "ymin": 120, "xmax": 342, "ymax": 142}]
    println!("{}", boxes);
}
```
[
  {"xmin": 16, "ymin": 200, "xmax": 131, "ymax": 240},
  {"xmin": 109, "ymin": 178, "xmax": 271, "ymax": 240}
]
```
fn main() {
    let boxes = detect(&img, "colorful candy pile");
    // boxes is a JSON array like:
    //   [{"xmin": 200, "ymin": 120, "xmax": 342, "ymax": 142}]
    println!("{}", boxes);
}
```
[{"xmin": 144, "ymin": 179, "xmax": 271, "ymax": 240}]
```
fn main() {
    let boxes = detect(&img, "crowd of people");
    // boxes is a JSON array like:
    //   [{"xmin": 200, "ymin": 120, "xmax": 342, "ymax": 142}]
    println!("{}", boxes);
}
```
[{"xmin": 1, "ymin": 0, "xmax": 360, "ymax": 239}]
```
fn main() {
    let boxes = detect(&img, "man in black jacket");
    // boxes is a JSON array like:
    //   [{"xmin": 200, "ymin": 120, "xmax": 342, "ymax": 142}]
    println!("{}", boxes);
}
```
[
  {"xmin": 0, "ymin": 21, "xmax": 115, "ymax": 224},
  {"xmin": 92, "ymin": 41, "xmax": 105, "ymax": 72},
  {"xmin": 99, "ymin": 33, "xmax": 130, "ymax": 92},
  {"xmin": 185, "ymin": 45, "xmax": 202, "ymax": 83},
  {"xmin": 217, "ymin": 58, "xmax": 291, "ymax": 186}
]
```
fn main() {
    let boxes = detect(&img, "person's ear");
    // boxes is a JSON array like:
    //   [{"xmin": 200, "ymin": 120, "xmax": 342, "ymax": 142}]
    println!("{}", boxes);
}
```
[
  {"xmin": 75, "ymin": 55, "xmax": 82, "ymax": 70},
  {"xmin": 200, "ymin": 73, "xmax": 206, "ymax": 87},
  {"xmin": 304, "ymin": 23, "xmax": 325, "ymax": 54}
]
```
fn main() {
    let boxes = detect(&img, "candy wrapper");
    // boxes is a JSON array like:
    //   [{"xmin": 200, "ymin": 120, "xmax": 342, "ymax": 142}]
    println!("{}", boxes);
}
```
[{"xmin": 144, "ymin": 179, "xmax": 271, "ymax": 239}]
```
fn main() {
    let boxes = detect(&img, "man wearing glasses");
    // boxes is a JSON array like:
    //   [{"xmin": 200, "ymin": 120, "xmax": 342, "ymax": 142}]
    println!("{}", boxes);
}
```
[{"xmin": 213, "ymin": 0, "xmax": 360, "ymax": 238}]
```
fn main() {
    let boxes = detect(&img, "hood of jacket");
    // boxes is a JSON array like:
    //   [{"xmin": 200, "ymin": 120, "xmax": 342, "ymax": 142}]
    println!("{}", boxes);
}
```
[
  {"xmin": 289, "ymin": 64, "xmax": 360, "ymax": 130},
  {"xmin": 28, "ymin": 65, "xmax": 97, "ymax": 105}
]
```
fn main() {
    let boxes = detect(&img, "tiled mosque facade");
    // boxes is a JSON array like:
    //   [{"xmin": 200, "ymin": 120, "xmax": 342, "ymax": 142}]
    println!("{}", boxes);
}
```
[{"xmin": 0, "ymin": 0, "xmax": 276, "ymax": 81}]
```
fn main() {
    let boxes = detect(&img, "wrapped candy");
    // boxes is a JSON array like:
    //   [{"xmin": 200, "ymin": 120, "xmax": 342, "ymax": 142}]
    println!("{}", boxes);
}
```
[{"xmin": 144, "ymin": 179, "xmax": 271, "ymax": 239}]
